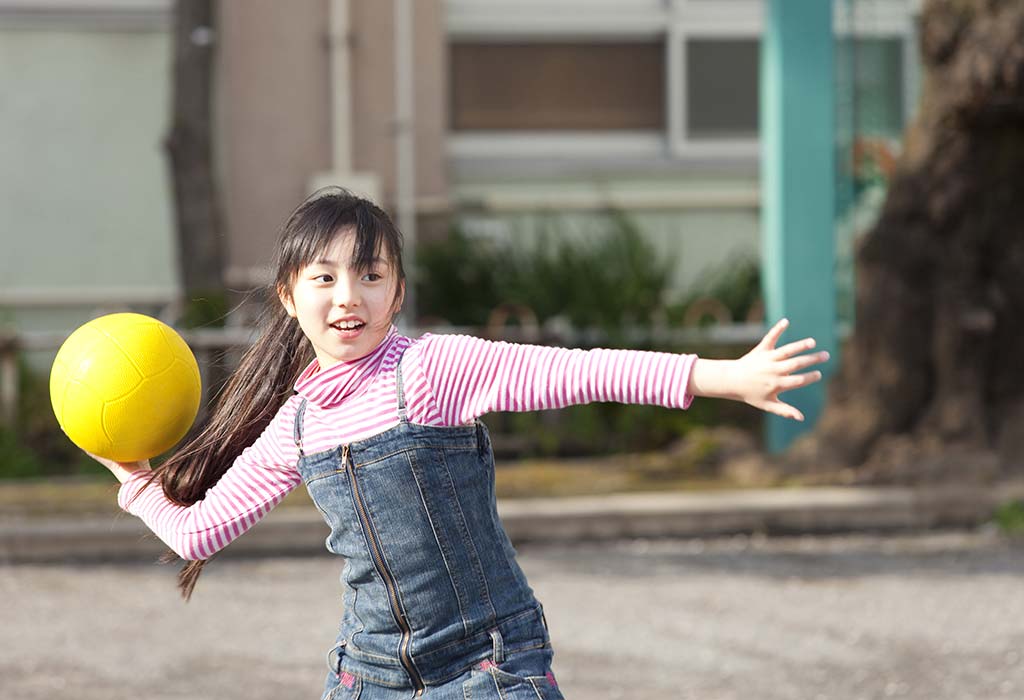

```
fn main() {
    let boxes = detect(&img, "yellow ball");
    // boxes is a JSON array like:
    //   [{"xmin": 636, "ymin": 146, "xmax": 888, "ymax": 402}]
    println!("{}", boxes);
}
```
[{"xmin": 49, "ymin": 313, "xmax": 202, "ymax": 462}]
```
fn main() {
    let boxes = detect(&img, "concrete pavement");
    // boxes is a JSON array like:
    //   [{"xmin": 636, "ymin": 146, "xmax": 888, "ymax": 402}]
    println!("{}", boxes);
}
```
[
  {"xmin": 7, "ymin": 532, "xmax": 1024, "ymax": 700},
  {"xmin": 3, "ymin": 481, "xmax": 1023, "ymax": 563}
]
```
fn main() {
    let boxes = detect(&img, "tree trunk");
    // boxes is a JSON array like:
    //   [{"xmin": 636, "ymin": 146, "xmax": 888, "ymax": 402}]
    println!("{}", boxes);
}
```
[
  {"xmin": 165, "ymin": 0, "xmax": 225, "ymax": 325},
  {"xmin": 784, "ymin": 0, "xmax": 1024, "ymax": 484}
]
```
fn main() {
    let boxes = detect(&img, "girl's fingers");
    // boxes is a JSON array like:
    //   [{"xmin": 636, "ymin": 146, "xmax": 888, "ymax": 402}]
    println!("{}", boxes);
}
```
[
  {"xmin": 778, "ymin": 370, "xmax": 823, "ymax": 391},
  {"xmin": 758, "ymin": 318, "xmax": 789, "ymax": 351},
  {"xmin": 773, "ymin": 337, "xmax": 817, "ymax": 360},
  {"xmin": 766, "ymin": 400, "xmax": 804, "ymax": 421},
  {"xmin": 780, "ymin": 352, "xmax": 830, "ymax": 374}
]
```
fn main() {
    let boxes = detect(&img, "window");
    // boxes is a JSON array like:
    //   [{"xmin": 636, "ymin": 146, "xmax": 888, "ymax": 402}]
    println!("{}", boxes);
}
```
[
  {"xmin": 685, "ymin": 38, "xmax": 759, "ymax": 139},
  {"xmin": 450, "ymin": 41, "xmax": 665, "ymax": 131},
  {"xmin": 849, "ymin": 37, "xmax": 905, "ymax": 138}
]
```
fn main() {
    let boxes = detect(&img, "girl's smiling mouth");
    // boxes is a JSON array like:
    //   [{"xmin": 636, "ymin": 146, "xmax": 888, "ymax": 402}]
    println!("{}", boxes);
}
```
[{"xmin": 330, "ymin": 318, "xmax": 367, "ymax": 337}]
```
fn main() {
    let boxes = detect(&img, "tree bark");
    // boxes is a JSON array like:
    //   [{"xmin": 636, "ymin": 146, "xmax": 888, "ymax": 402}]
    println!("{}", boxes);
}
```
[
  {"xmin": 782, "ymin": 0, "xmax": 1024, "ymax": 484},
  {"xmin": 165, "ymin": 0, "xmax": 225, "ymax": 323}
]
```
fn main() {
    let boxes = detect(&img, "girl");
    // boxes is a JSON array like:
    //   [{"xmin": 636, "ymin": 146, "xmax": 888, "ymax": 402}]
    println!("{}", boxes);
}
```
[{"xmin": 91, "ymin": 189, "xmax": 828, "ymax": 700}]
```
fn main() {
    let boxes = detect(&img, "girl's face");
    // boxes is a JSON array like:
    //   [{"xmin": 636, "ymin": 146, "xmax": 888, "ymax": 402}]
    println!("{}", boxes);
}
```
[{"xmin": 280, "ymin": 229, "xmax": 404, "ymax": 369}]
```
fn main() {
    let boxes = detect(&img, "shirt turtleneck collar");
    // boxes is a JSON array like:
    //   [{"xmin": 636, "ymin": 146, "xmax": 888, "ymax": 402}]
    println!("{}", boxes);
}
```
[{"xmin": 294, "ymin": 325, "xmax": 400, "ymax": 408}]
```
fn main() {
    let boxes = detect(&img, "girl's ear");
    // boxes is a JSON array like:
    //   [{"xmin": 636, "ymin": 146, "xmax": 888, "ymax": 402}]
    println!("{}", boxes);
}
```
[
  {"xmin": 395, "ymin": 279, "xmax": 406, "ymax": 314},
  {"xmin": 277, "ymin": 285, "xmax": 297, "ymax": 318}
]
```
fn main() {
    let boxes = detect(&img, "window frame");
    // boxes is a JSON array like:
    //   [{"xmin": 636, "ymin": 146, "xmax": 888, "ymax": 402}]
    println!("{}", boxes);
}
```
[{"xmin": 668, "ymin": 0, "xmax": 763, "ymax": 160}]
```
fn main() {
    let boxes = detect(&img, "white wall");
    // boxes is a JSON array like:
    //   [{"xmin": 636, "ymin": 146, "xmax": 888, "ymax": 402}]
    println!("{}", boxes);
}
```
[{"xmin": 0, "ymin": 28, "xmax": 177, "ymax": 332}]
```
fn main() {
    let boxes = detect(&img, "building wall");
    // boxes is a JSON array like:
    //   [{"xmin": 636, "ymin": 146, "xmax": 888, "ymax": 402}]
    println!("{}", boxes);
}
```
[
  {"xmin": 348, "ymin": 0, "xmax": 448, "ymax": 209},
  {"xmin": 219, "ymin": 0, "xmax": 449, "ymax": 285},
  {"xmin": 218, "ymin": 0, "xmax": 332, "ymax": 287}
]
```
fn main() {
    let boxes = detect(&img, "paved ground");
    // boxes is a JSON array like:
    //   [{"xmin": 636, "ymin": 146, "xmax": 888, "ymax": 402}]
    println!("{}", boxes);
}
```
[{"xmin": 3, "ymin": 530, "xmax": 1023, "ymax": 699}]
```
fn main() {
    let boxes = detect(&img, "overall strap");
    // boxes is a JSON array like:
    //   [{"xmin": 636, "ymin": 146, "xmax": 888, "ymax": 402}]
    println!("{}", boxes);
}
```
[
  {"xmin": 395, "ymin": 350, "xmax": 408, "ymax": 424},
  {"xmin": 293, "ymin": 398, "xmax": 308, "ymax": 457}
]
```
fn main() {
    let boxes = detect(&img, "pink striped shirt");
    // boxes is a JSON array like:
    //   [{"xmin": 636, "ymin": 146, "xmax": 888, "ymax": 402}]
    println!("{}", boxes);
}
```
[{"xmin": 118, "ymin": 327, "xmax": 697, "ymax": 560}]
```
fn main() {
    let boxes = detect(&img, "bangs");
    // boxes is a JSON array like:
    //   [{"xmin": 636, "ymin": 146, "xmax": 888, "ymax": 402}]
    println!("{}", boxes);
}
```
[
  {"xmin": 350, "ymin": 205, "xmax": 399, "ymax": 273},
  {"xmin": 275, "ymin": 190, "xmax": 404, "ymax": 289}
]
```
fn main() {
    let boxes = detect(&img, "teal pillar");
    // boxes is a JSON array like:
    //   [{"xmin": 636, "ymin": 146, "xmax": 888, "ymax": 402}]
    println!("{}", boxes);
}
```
[{"xmin": 761, "ymin": 1, "xmax": 837, "ymax": 453}]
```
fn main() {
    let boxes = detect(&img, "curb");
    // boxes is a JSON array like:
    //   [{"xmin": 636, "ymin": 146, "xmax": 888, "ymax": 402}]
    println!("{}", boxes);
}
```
[{"xmin": 2, "ymin": 484, "xmax": 1020, "ymax": 564}]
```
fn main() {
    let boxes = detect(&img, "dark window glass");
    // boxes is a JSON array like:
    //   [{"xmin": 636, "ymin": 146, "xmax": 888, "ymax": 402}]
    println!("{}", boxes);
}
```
[
  {"xmin": 686, "ymin": 38, "xmax": 760, "ymax": 139},
  {"xmin": 450, "ymin": 41, "xmax": 665, "ymax": 130}
]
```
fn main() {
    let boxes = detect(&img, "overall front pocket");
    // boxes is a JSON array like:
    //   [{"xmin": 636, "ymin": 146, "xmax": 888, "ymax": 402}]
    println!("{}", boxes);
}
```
[
  {"xmin": 323, "ymin": 640, "xmax": 363, "ymax": 700},
  {"xmin": 463, "ymin": 650, "xmax": 563, "ymax": 700}
]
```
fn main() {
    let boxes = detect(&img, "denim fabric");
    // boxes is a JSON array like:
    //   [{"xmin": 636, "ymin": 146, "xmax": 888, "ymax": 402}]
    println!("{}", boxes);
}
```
[
  {"xmin": 295, "ymin": 352, "xmax": 563, "ymax": 699},
  {"xmin": 321, "ymin": 622, "xmax": 562, "ymax": 700}
]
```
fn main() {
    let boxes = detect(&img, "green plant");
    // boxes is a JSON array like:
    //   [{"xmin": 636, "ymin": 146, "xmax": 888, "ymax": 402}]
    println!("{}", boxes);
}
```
[
  {"xmin": 0, "ymin": 426, "xmax": 46, "ymax": 478},
  {"xmin": 993, "ymin": 500, "xmax": 1024, "ymax": 536},
  {"xmin": 487, "ymin": 392, "xmax": 744, "ymax": 460},
  {"xmin": 178, "ymin": 290, "xmax": 230, "ymax": 329},
  {"xmin": 669, "ymin": 251, "xmax": 761, "ymax": 325},
  {"xmin": 415, "ymin": 228, "xmax": 503, "ymax": 326},
  {"xmin": 415, "ymin": 212, "xmax": 676, "ymax": 337},
  {"xmin": 0, "ymin": 358, "xmax": 97, "ymax": 480}
]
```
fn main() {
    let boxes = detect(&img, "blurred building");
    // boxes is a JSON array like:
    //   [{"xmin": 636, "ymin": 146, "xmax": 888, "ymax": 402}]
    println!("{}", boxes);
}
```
[{"xmin": 0, "ymin": 0, "xmax": 920, "ymax": 331}]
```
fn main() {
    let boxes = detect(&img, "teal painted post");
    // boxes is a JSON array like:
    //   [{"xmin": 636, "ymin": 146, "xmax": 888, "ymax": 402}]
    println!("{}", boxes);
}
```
[{"xmin": 761, "ymin": 0, "xmax": 837, "ymax": 453}]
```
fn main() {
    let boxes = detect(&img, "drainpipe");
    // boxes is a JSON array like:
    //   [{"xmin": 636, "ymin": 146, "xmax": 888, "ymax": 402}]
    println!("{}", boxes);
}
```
[
  {"xmin": 394, "ymin": 0, "xmax": 416, "ymax": 328},
  {"xmin": 329, "ymin": 0, "xmax": 353, "ymax": 173},
  {"xmin": 312, "ymin": 0, "xmax": 379, "ymax": 201}
]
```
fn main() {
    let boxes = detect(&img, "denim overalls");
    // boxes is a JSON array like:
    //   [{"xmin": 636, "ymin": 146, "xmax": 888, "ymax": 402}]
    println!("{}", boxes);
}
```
[{"xmin": 294, "ymin": 352, "xmax": 563, "ymax": 700}]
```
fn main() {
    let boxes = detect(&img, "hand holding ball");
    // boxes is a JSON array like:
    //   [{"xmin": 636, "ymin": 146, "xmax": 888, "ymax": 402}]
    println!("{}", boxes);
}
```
[{"xmin": 49, "ymin": 313, "xmax": 202, "ymax": 462}]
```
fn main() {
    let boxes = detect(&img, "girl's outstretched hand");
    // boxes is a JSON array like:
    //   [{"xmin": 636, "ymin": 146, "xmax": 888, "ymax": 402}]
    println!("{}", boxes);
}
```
[{"xmin": 686, "ymin": 318, "xmax": 829, "ymax": 421}]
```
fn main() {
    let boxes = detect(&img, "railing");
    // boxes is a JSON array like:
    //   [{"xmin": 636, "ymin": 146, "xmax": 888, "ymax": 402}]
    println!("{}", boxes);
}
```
[{"xmin": 2, "ymin": 292, "xmax": 851, "ymax": 429}]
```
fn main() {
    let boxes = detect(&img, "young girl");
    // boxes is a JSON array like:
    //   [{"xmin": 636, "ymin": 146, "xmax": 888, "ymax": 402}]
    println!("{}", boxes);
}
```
[{"xmin": 91, "ymin": 189, "xmax": 828, "ymax": 700}]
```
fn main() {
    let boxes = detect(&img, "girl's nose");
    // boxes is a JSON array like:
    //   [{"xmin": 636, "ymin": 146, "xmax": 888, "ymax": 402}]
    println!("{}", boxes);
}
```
[{"xmin": 333, "ymin": 277, "xmax": 361, "ymax": 307}]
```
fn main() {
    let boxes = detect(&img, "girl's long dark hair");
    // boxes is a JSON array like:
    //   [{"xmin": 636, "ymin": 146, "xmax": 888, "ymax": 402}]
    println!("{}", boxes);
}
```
[{"xmin": 132, "ymin": 188, "xmax": 404, "ymax": 599}]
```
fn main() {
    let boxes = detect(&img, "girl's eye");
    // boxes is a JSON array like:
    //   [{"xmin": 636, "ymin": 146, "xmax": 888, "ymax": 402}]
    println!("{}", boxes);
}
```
[
  {"xmin": 314, "ymin": 274, "xmax": 334, "ymax": 283},
  {"xmin": 362, "ymin": 272, "xmax": 383, "ymax": 282}
]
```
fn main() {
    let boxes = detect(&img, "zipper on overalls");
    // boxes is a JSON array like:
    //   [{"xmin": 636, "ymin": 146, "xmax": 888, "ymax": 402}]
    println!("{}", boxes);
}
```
[{"xmin": 343, "ymin": 444, "xmax": 426, "ymax": 697}]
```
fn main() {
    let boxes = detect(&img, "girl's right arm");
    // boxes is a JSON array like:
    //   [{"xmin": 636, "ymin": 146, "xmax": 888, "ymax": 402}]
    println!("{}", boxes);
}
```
[{"xmin": 95, "ymin": 405, "xmax": 303, "ymax": 561}]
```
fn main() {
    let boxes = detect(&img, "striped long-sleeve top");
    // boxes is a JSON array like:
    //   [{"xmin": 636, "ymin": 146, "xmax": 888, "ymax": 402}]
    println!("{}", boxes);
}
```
[{"xmin": 118, "ymin": 326, "xmax": 698, "ymax": 560}]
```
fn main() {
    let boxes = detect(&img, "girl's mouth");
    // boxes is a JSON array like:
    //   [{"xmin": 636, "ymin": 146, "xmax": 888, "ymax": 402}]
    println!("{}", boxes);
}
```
[{"xmin": 330, "ymin": 320, "xmax": 366, "ymax": 336}]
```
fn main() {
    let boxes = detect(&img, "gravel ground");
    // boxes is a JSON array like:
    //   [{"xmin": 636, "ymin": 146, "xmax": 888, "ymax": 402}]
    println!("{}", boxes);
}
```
[{"xmin": 2, "ymin": 530, "xmax": 1023, "ymax": 699}]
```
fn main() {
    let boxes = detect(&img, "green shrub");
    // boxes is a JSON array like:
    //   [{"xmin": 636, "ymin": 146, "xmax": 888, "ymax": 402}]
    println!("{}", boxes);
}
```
[
  {"xmin": 418, "ymin": 213, "xmax": 762, "ymax": 333},
  {"xmin": 0, "ymin": 359, "xmax": 96, "ymax": 479},
  {"xmin": 667, "ymin": 252, "xmax": 761, "ymax": 326},
  {"xmin": 415, "ymin": 226, "xmax": 504, "ymax": 326},
  {"xmin": 0, "ymin": 426, "xmax": 47, "ymax": 478},
  {"xmin": 994, "ymin": 500, "xmax": 1024, "ymax": 536},
  {"xmin": 416, "ymin": 212, "xmax": 675, "ymax": 338}
]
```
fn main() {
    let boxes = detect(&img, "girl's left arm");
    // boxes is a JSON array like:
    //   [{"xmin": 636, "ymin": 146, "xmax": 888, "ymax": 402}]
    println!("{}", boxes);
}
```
[
  {"xmin": 416, "ymin": 317, "xmax": 827, "ymax": 423},
  {"xmin": 416, "ymin": 332, "xmax": 698, "ymax": 424}
]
